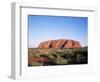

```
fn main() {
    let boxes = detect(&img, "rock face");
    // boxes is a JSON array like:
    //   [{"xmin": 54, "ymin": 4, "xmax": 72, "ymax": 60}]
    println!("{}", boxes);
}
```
[{"xmin": 38, "ymin": 39, "xmax": 81, "ymax": 48}]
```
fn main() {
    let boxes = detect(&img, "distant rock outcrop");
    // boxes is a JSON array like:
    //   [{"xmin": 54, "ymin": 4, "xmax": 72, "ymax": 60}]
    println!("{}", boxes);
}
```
[{"xmin": 38, "ymin": 39, "xmax": 81, "ymax": 48}]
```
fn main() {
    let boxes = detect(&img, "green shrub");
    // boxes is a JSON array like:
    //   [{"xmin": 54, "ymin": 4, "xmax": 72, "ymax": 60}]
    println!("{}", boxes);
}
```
[
  {"xmin": 31, "ymin": 62, "xmax": 42, "ymax": 66},
  {"xmin": 55, "ymin": 58, "xmax": 68, "ymax": 65}
]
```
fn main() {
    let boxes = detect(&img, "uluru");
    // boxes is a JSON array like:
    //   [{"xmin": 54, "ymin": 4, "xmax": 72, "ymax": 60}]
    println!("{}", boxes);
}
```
[{"xmin": 38, "ymin": 39, "xmax": 81, "ymax": 48}]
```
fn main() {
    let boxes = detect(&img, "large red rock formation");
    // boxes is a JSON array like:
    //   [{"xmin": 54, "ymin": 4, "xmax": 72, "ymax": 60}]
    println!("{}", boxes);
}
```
[{"xmin": 38, "ymin": 39, "xmax": 81, "ymax": 48}]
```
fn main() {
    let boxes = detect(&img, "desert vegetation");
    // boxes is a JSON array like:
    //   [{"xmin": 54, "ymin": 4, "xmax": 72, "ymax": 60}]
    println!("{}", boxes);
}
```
[{"xmin": 28, "ymin": 47, "xmax": 88, "ymax": 66}]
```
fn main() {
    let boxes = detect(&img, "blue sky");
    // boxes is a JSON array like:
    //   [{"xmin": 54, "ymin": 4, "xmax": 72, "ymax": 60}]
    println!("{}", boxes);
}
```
[{"xmin": 28, "ymin": 15, "xmax": 88, "ymax": 48}]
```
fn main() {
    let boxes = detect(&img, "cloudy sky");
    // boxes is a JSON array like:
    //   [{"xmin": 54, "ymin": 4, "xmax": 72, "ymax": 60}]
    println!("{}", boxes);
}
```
[{"xmin": 28, "ymin": 15, "xmax": 88, "ymax": 48}]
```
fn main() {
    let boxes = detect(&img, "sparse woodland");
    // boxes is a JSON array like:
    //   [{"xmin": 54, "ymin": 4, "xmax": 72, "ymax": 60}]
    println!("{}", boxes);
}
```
[{"xmin": 28, "ymin": 47, "xmax": 88, "ymax": 66}]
